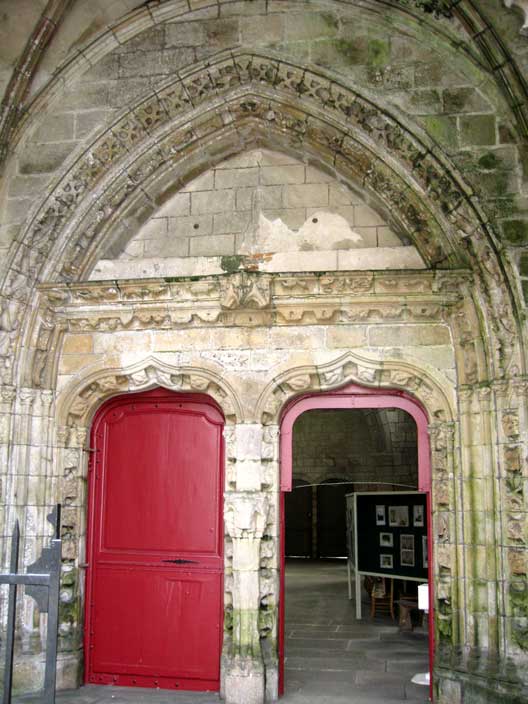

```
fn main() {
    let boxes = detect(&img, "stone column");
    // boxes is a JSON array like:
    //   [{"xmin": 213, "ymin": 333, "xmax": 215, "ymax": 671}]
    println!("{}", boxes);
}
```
[
  {"xmin": 224, "ymin": 492, "xmax": 269, "ymax": 704},
  {"xmin": 494, "ymin": 379, "xmax": 528, "ymax": 658},
  {"xmin": 223, "ymin": 423, "xmax": 271, "ymax": 704},
  {"xmin": 51, "ymin": 422, "xmax": 87, "ymax": 689}
]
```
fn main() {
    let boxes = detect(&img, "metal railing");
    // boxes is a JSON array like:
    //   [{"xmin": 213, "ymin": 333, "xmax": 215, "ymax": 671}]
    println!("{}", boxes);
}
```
[{"xmin": 1, "ymin": 505, "xmax": 62, "ymax": 704}]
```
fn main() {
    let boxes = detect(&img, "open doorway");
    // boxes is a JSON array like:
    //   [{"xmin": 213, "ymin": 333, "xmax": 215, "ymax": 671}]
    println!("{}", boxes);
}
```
[{"xmin": 279, "ymin": 388, "xmax": 432, "ymax": 703}]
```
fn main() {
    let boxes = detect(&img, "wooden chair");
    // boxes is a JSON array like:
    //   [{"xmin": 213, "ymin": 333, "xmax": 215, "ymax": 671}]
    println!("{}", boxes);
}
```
[{"xmin": 366, "ymin": 577, "xmax": 395, "ymax": 620}]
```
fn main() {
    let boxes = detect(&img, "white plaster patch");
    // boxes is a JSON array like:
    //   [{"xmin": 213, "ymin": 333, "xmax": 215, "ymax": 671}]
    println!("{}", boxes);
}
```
[
  {"xmin": 91, "ymin": 247, "xmax": 423, "ymax": 278},
  {"xmin": 240, "ymin": 210, "xmax": 363, "ymax": 254}
]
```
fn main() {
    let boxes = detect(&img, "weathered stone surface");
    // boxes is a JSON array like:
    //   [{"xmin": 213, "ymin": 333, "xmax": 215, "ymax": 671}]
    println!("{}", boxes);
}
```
[{"xmin": 1, "ymin": 3, "xmax": 528, "ymax": 702}]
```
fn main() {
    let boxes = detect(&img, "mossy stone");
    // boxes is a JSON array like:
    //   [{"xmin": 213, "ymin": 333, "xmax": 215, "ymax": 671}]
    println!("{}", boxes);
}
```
[
  {"xmin": 221, "ymin": 255, "xmax": 243, "ymax": 272},
  {"xmin": 522, "ymin": 279, "xmax": 528, "ymax": 304},
  {"xmin": 443, "ymin": 87, "xmax": 491, "ymax": 114},
  {"xmin": 478, "ymin": 152, "xmax": 500, "ymax": 170},
  {"xmin": 423, "ymin": 115, "xmax": 458, "ymax": 149},
  {"xmin": 334, "ymin": 37, "xmax": 369, "ymax": 65},
  {"xmin": 368, "ymin": 39, "xmax": 390, "ymax": 67},
  {"xmin": 519, "ymin": 253, "xmax": 528, "ymax": 277},
  {"xmin": 459, "ymin": 114, "xmax": 496, "ymax": 146},
  {"xmin": 502, "ymin": 220, "xmax": 528, "ymax": 245}
]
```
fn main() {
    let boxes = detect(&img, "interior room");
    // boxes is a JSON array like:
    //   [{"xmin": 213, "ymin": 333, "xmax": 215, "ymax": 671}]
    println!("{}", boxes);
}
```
[{"xmin": 284, "ymin": 409, "xmax": 430, "ymax": 703}]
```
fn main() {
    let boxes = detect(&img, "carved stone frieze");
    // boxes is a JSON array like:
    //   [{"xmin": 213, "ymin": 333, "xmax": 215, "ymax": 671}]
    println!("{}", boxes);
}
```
[{"xmin": 39, "ymin": 270, "xmax": 462, "ymax": 321}]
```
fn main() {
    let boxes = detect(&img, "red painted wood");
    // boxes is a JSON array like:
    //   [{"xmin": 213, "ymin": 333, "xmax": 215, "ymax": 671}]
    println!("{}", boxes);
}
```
[
  {"xmin": 85, "ymin": 388, "xmax": 224, "ymax": 691},
  {"xmin": 279, "ymin": 491, "xmax": 285, "ymax": 697},
  {"xmin": 278, "ymin": 383, "xmax": 433, "ymax": 699}
]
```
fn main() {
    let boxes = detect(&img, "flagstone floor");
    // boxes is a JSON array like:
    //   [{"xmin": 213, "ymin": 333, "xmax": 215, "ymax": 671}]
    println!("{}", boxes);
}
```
[{"xmin": 15, "ymin": 560, "xmax": 430, "ymax": 703}]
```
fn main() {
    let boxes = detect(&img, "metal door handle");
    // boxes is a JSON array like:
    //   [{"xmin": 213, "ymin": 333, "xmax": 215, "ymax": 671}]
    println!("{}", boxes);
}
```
[{"xmin": 162, "ymin": 559, "xmax": 197, "ymax": 564}]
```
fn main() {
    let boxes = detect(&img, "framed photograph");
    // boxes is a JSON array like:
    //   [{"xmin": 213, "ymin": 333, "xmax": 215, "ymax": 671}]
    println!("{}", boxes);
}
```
[
  {"xmin": 380, "ymin": 554, "xmax": 393, "ymax": 569},
  {"xmin": 379, "ymin": 532, "xmax": 393, "ymax": 548},
  {"xmin": 401, "ymin": 549, "xmax": 415, "ymax": 567},
  {"xmin": 388, "ymin": 505, "xmax": 409, "ymax": 528},
  {"xmin": 422, "ymin": 535, "xmax": 428, "ymax": 569},
  {"xmin": 413, "ymin": 505, "xmax": 424, "ymax": 527},
  {"xmin": 400, "ymin": 534, "xmax": 414, "ymax": 551},
  {"xmin": 375, "ymin": 505, "xmax": 386, "ymax": 526}
]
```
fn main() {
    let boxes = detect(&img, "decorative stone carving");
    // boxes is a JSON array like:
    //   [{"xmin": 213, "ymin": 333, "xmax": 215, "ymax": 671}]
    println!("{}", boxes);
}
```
[
  {"xmin": 67, "ymin": 375, "xmax": 128, "ymax": 425},
  {"xmin": 4, "ymin": 54, "xmax": 513, "ymax": 384},
  {"xmin": 502, "ymin": 410, "xmax": 520, "ymax": 440},
  {"xmin": 504, "ymin": 0, "xmax": 528, "ymax": 34},
  {"xmin": 220, "ymin": 273, "xmax": 271, "ymax": 310},
  {"xmin": 261, "ymin": 426, "xmax": 278, "ymax": 461},
  {"xmin": 257, "ymin": 350, "xmax": 454, "ymax": 425},
  {"xmin": 224, "ymin": 494, "xmax": 270, "ymax": 540},
  {"xmin": 63, "ymin": 362, "xmax": 242, "ymax": 427}
]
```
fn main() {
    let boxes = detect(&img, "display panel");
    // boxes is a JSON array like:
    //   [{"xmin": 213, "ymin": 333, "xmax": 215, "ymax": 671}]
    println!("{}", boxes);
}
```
[{"xmin": 355, "ymin": 492, "xmax": 428, "ymax": 581}]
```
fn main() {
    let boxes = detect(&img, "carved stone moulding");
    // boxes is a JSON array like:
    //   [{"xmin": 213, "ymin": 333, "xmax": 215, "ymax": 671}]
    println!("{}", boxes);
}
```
[
  {"xmin": 38, "ymin": 270, "xmax": 466, "ymax": 310},
  {"xmin": 255, "ymin": 350, "xmax": 455, "ymax": 426},
  {"xmin": 1, "ymin": 52, "xmax": 520, "ymax": 397},
  {"xmin": 58, "ymin": 357, "xmax": 244, "ymax": 429},
  {"xmin": 8, "ymin": 50, "xmax": 486, "ymax": 293}
]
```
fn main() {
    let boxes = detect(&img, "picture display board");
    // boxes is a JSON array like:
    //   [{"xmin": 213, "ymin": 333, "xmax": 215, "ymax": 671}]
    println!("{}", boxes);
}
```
[
  {"xmin": 356, "ymin": 491, "xmax": 428, "ymax": 580},
  {"xmin": 346, "ymin": 491, "xmax": 428, "ymax": 617}
]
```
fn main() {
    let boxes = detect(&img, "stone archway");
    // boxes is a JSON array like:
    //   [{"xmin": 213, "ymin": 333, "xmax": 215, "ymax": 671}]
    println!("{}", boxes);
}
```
[
  {"xmin": 48, "ymin": 356, "xmax": 242, "ymax": 688},
  {"xmin": 0, "ymin": 9, "xmax": 526, "ymax": 699},
  {"xmin": 1, "ymin": 51, "xmax": 523, "ymax": 392},
  {"xmin": 277, "ymin": 381, "xmax": 435, "ymax": 697}
]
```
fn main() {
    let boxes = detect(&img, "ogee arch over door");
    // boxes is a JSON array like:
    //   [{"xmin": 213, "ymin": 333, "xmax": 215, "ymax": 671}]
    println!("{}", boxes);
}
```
[{"xmin": 85, "ymin": 388, "xmax": 224, "ymax": 691}]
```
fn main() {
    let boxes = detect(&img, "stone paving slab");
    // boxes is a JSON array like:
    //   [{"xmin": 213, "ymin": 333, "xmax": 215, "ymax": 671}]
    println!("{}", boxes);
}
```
[
  {"xmin": 15, "ymin": 687, "xmax": 220, "ymax": 704},
  {"xmin": 15, "ymin": 561, "xmax": 430, "ymax": 704}
]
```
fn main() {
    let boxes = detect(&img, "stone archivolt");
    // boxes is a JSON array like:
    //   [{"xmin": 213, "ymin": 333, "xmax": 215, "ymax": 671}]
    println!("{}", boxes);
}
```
[{"xmin": 0, "ymin": 51, "xmax": 522, "ymax": 392}]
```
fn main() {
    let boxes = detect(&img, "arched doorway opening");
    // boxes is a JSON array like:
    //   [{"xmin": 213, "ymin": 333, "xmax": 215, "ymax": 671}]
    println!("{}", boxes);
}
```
[
  {"xmin": 279, "ymin": 384, "xmax": 433, "ymax": 700},
  {"xmin": 316, "ymin": 479, "xmax": 350, "ymax": 559},
  {"xmin": 285, "ymin": 479, "xmax": 312, "ymax": 559},
  {"xmin": 84, "ymin": 387, "xmax": 224, "ymax": 691}
]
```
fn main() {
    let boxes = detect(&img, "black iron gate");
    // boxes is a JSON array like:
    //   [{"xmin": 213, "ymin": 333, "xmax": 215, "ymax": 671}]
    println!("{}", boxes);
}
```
[{"xmin": 1, "ymin": 505, "xmax": 62, "ymax": 704}]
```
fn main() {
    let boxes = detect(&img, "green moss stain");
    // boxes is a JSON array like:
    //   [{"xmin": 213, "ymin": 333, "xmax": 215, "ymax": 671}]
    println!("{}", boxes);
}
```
[
  {"xmin": 333, "ymin": 38, "xmax": 369, "ymax": 65},
  {"xmin": 522, "ymin": 280, "xmax": 528, "ymax": 304},
  {"xmin": 422, "ymin": 116, "xmax": 458, "ymax": 149},
  {"xmin": 503, "ymin": 220, "xmax": 528, "ymax": 245},
  {"xmin": 436, "ymin": 598, "xmax": 453, "ymax": 641},
  {"xmin": 368, "ymin": 39, "xmax": 390, "ymax": 67},
  {"xmin": 321, "ymin": 11, "xmax": 339, "ymax": 31},
  {"xmin": 510, "ymin": 580, "xmax": 528, "ymax": 650},
  {"xmin": 221, "ymin": 255, "xmax": 243, "ymax": 273},
  {"xmin": 478, "ymin": 152, "xmax": 500, "ymax": 170},
  {"xmin": 459, "ymin": 114, "xmax": 496, "ymax": 147},
  {"xmin": 231, "ymin": 609, "xmax": 261, "ymax": 658}
]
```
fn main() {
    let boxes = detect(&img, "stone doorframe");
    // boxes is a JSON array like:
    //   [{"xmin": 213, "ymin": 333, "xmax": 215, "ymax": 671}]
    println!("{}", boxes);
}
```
[
  {"xmin": 277, "ymin": 383, "xmax": 434, "ymax": 697},
  {"xmin": 2, "ymin": 267, "xmax": 526, "ymax": 702},
  {"xmin": 53, "ymin": 348, "xmax": 455, "ymax": 704}
]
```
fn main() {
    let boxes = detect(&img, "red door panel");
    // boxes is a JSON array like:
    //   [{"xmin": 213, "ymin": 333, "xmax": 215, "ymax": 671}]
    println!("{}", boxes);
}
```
[{"xmin": 85, "ymin": 389, "xmax": 224, "ymax": 691}]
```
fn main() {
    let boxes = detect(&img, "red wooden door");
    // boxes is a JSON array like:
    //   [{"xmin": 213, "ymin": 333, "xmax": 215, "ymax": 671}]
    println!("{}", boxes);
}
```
[{"xmin": 85, "ymin": 388, "xmax": 224, "ymax": 691}]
